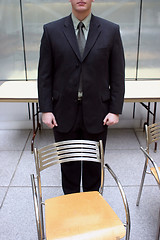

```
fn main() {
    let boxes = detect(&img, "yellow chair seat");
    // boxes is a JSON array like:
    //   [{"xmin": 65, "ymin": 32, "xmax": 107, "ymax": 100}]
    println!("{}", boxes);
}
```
[
  {"xmin": 151, "ymin": 167, "xmax": 160, "ymax": 183},
  {"xmin": 45, "ymin": 191, "xmax": 126, "ymax": 240}
]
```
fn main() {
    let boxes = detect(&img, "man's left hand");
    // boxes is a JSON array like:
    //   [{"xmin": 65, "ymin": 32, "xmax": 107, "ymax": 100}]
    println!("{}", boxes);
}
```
[{"xmin": 103, "ymin": 113, "xmax": 119, "ymax": 126}]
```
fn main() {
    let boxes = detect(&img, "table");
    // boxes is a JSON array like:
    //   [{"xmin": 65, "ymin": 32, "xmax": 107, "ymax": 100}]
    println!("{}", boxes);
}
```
[
  {"xmin": 125, "ymin": 80, "xmax": 160, "ymax": 103},
  {"xmin": 0, "ymin": 81, "xmax": 40, "ymax": 152},
  {"xmin": 0, "ymin": 80, "xmax": 160, "ymax": 151},
  {"xmin": 125, "ymin": 80, "xmax": 160, "ymax": 125}
]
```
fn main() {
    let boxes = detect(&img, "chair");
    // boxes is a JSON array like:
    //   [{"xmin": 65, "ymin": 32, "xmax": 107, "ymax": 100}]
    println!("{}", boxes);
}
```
[
  {"xmin": 136, "ymin": 122, "xmax": 160, "ymax": 239},
  {"xmin": 31, "ymin": 140, "xmax": 130, "ymax": 240}
]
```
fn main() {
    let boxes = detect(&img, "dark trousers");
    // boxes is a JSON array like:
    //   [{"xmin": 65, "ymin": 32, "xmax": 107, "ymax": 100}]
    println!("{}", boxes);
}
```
[{"xmin": 54, "ymin": 102, "xmax": 108, "ymax": 194}]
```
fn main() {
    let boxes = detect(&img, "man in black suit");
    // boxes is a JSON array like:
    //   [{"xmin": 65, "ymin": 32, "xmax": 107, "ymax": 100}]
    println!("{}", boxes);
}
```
[{"xmin": 38, "ymin": 0, "xmax": 125, "ymax": 194}]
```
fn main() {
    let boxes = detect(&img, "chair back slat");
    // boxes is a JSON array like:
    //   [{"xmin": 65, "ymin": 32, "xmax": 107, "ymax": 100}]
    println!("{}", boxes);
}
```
[
  {"xmin": 37, "ymin": 140, "xmax": 101, "ymax": 172},
  {"xmin": 38, "ymin": 142, "xmax": 98, "ymax": 155},
  {"xmin": 41, "ymin": 157, "xmax": 100, "ymax": 171},
  {"xmin": 147, "ymin": 122, "xmax": 160, "ymax": 145}
]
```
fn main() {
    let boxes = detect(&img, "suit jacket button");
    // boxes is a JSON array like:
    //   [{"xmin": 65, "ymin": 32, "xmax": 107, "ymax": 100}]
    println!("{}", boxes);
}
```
[{"xmin": 76, "ymin": 64, "xmax": 79, "ymax": 68}]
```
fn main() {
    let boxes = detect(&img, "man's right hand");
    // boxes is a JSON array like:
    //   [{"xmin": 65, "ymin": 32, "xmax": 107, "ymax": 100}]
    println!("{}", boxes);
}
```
[{"xmin": 42, "ymin": 112, "xmax": 58, "ymax": 128}]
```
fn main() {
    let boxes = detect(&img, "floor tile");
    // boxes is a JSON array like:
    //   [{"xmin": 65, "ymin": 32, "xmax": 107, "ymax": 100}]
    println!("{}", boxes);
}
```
[
  {"xmin": 0, "ymin": 187, "xmax": 37, "ymax": 240},
  {"xmin": 134, "ymin": 129, "xmax": 146, "ymax": 148},
  {"xmin": 11, "ymin": 151, "xmax": 36, "ymax": 187},
  {"xmin": 106, "ymin": 129, "xmax": 140, "ymax": 150},
  {"xmin": 126, "ymin": 186, "xmax": 160, "ymax": 240},
  {"xmin": 11, "ymin": 150, "xmax": 61, "ymax": 187},
  {"xmin": 0, "ymin": 130, "xmax": 30, "ymax": 151},
  {"xmin": 40, "ymin": 164, "xmax": 62, "ymax": 187},
  {"xmin": 0, "ymin": 151, "xmax": 22, "ymax": 186},
  {"xmin": 104, "ymin": 149, "xmax": 158, "ymax": 186},
  {"xmin": 103, "ymin": 185, "xmax": 159, "ymax": 240},
  {"xmin": 0, "ymin": 187, "xmax": 7, "ymax": 207},
  {"xmin": 0, "ymin": 127, "xmax": 160, "ymax": 240},
  {"xmin": 42, "ymin": 186, "xmax": 64, "ymax": 199}
]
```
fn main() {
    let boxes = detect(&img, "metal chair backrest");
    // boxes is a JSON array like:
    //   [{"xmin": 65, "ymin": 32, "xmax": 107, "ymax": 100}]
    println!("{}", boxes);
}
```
[
  {"xmin": 34, "ymin": 139, "xmax": 104, "ymax": 194},
  {"xmin": 146, "ymin": 122, "xmax": 160, "ymax": 148}
]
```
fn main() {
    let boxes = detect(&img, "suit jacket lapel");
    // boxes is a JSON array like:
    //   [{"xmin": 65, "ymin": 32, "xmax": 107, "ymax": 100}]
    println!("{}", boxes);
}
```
[
  {"xmin": 82, "ymin": 15, "xmax": 101, "ymax": 61},
  {"xmin": 63, "ymin": 14, "xmax": 101, "ymax": 62},
  {"xmin": 63, "ymin": 15, "xmax": 81, "ymax": 61}
]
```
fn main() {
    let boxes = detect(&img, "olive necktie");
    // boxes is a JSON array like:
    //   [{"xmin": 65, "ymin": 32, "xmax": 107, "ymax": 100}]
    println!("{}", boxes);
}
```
[
  {"xmin": 77, "ymin": 22, "xmax": 86, "ymax": 99},
  {"xmin": 77, "ymin": 22, "xmax": 86, "ymax": 58}
]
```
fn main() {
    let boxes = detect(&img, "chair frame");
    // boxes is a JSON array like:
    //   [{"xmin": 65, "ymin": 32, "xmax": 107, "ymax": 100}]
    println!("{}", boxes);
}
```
[
  {"xmin": 31, "ymin": 139, "xmax": 130, "ymax": 240},
  {"xmin": 136, "ymin": 122, "xmax": 160, "ymax": 240}
]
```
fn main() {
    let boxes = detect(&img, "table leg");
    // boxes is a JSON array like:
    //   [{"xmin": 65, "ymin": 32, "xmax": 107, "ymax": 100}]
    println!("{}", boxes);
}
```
[
  {"xmin": 31, "ymin": 103, "xmax": 41, "ymax": 153},
  {"xmin": 36, "ymin": 103, "xmax": 41, "ymax": 130},
  {"xmin": 147, "ymin": 102, "xmax": 150, "ymax": 126},
  {"xmin": 140, "ymin": 102, "xmax": 150, "ymax": 129},
  {"xmin": 153, "ymin": 102, "xmax": 157, "ymax": 152}
]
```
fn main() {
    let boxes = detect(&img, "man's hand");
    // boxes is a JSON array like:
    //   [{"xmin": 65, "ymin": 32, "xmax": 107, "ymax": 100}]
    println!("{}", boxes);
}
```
[
  {"xmin": 42, "ymin": 112, "xmax": 58, "ymax": 128},
  {"xmin": 103, "ymin": 113, "xmax": 119, "ymax": 126}
]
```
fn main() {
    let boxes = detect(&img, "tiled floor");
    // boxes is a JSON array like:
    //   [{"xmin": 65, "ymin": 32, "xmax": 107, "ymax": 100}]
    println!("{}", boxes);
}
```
[{"xmin": 0, "ymin": 128, "xmax": 159, "ymax": 240}]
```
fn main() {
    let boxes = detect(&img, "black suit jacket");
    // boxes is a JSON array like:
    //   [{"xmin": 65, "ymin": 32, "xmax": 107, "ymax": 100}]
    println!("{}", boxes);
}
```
[{"xmin": 38, "ymin": 14, "xmax": 125, "ymax": 133}]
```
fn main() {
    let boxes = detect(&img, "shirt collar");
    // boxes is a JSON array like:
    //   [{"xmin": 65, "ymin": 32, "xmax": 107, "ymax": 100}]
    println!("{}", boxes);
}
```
[{"xmin": 71, "ymin": 13, "xmax": 91, "ymax": 31}]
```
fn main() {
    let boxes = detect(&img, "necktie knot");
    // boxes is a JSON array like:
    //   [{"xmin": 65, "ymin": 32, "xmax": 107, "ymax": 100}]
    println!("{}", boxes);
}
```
[{"xmin": 77, "ymin": 22, "xmax": 85, "ymax": 30}]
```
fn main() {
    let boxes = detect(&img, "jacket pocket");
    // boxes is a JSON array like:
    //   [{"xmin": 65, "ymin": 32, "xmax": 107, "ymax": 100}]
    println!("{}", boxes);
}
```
[{"xmin": 96, "ymin": 47, "xmax": 111, "ymax": 55}]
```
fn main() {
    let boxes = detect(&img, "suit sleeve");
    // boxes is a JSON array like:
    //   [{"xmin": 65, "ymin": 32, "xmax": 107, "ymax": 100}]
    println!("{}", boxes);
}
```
[
  {"xmin": 108, "ymin": 26, "xmax": 125, "ymax": 114},
  {"xmin": 38, "ymin": 25, "xmax": 54, "ymax": 113}
]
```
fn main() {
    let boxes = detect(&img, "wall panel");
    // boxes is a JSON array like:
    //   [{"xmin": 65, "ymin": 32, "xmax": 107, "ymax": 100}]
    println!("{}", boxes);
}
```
[
  {"xmin": 0, "ymin": 0, "xmax": 25, "ymax": 80},
  {"xmin": 138, "ymin": 0, "xmax": 160, "ymax": 78},
  {"xmin": 0, "ymin": 0, "xmax": 159, "ymax": 81}
]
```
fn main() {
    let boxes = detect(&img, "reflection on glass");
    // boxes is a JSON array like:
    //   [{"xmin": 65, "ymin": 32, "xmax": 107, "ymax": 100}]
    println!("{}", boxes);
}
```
[
  {"xmin": 0, "ymin": 0, "xmax": 25, "ymax": 80},
  {"xmin": 23, "ymin": 0, "xmax": 71, "ymax": 79},
  {"xmin": 93, "ymin": 0, "xmax": 140, "ymax": 79},
  {"xmin": 24, "ymin": 0, "xmax": 140, "ymax": 80},
  {"xmin": 138, "ymin": 0, "xmax": 160, "ymax": 78},
  {"xmin": 0, "ymin": 0, "xmax": 160, "ymax": 81}
]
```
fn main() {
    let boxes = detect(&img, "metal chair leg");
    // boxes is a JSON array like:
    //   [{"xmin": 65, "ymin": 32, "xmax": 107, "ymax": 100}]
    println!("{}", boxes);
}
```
[
  {"xmin": 30, "ymin": 174, "xmax": 43, "ymax": 240},
  {"xmin": 136, "ymin": 158, "xmax": 148, "ymax": 206},
  {"xmin": 105, "ymin": 163, "xmax": 131, "ymax": 240},
  {"xmin": 156, "ymin": 208, "xmax": 160, "ymax": 240}
]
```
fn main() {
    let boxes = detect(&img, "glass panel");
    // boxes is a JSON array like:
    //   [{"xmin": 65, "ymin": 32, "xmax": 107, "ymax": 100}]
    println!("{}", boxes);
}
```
[
  {"xmin": 23, "ymin": 0, "xmax": 71, "ymax": 80},
  {"xmin": 0, "ymin": 0, "xmax": 25, "ymax": 80},
  {"xmin": 93, "ymin": 0, "xmax": 140, "ymax": 79},
  {"xmin": 23, "ymin": 0, "xmax": 140, "ymax": 80},
  {"xmin": 138, "ymin": 0, "xmax": 160, "ymax": 79}
]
